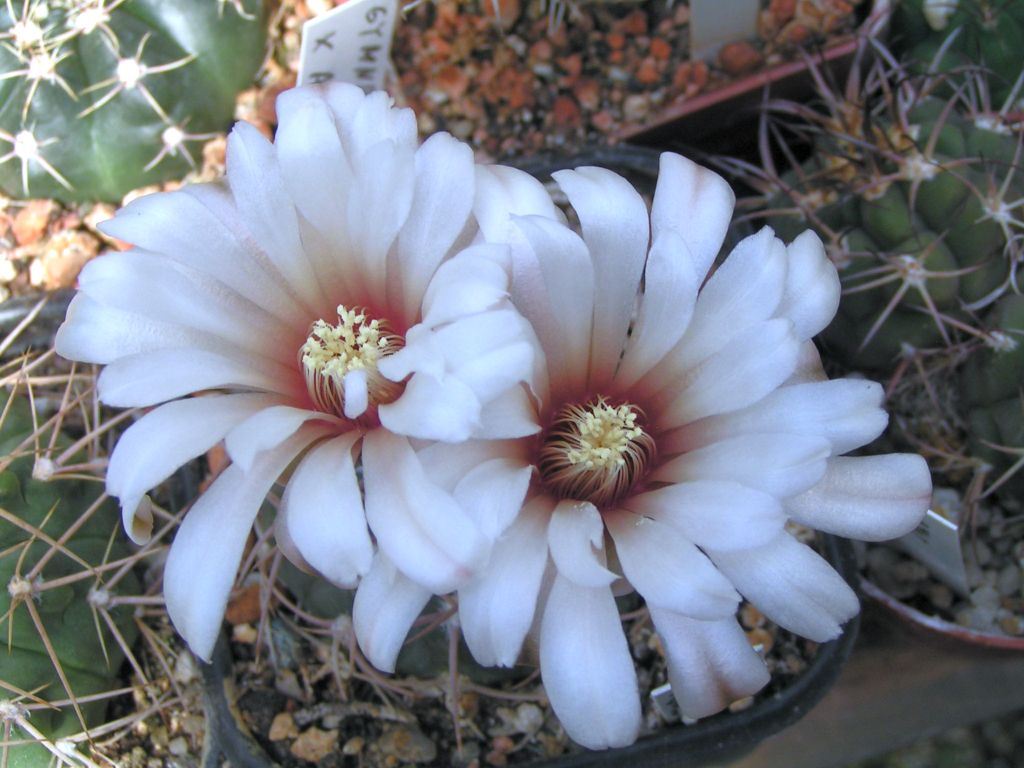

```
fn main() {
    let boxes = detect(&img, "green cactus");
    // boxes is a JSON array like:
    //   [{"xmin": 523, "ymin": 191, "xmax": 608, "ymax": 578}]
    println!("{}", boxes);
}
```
[
  {"xmin": 728, "ymin": 43, "xmax": 1024, "ymax": 495},
  {"xmin": 893, "ymin": 0, "xmax": 1024, "ymax": 107},
  {"xmin": 0, "ymin": 390, "xmax": 141, "ymax": 768},
  {"xmin": 0, "ymin": 0, "xmax": 266, "ymax": 203},
  {"xmin": 760, "ymin": 70, "xmax": 1024, "ymax": 370},
  {"xmin": 959, "ymin": 294, "xmax": 1024, "ymax": 496}
]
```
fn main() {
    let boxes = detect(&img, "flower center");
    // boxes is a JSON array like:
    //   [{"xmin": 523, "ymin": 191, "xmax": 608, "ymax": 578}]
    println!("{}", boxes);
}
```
[
  {"xmin": 538, "ymin": 397, "xmax": 656, "ymax": 507},
  {"xmin": 299, "ymin": 305, "xmax": 404, "ymax": 419}
]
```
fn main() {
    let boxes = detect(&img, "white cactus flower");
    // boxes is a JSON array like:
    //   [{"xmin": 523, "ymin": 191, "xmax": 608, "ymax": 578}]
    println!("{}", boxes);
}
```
[
  {"xmin": 430, "ymin": 154, "xmax": 933, "ymax": 750},
  {"xmin": 55, "ymin": 83, "xmax": 539, "ymax": 661}
]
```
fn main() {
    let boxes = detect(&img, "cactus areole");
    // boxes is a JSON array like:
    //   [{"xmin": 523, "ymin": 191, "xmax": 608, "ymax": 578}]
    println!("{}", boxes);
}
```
[{"xmin": 0, "ymin": 0, "xmax": 266, "ymax": 202}]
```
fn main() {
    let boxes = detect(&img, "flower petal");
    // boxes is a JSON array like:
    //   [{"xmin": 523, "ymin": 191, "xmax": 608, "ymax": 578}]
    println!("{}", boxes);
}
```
[
  {"xmin": 512, "ymin": 215, "xmax": 595, "ymax": 396},
  {"xmin": 352, "ymin": 553, "xmax": 432, "ymax": 673},
  {"xmin": 708, "ymin": 531, "xmax": 860, "ymax": 642},
  {"xmin": 548, "ymin": 500, "xmax": 617, "ymax": 587},
  {"xmin": 163, "ymin": 426, "xmax": 325, "ymax": 661},
  {"xmin": 653, "ymin": 433, "xmax": 831, "ymax": 498},
  {"xmin": 394, "ymin": 132, "xmax": 476, "ymax": 322},
  {"xmin": 650, "ymin": 153, "xmax": 734, "ymax": 281},
  {"xmin": 341, "ymin": 87, "xmax": 418, "ymax": 157},
  {"xmin": 606, "ymin": 510, "xmax": 739, "ymax": 619},
  {"xmin": 225, "ymin": 405, "xmax": 337, "ymax": 472},
  {"xmin": 657, "ymin": 318, "xmax": 801, "ymax": 427},
  {"xmin": 459, "ymin": 497, "xmax": 551, "ymax": 667},
  {"xmin": 777, "ymin": 230, "xmax": 841, "ymax": 340},
  {"xmin": 668, "ymin": 227, "xmax": 787, "ymax": 371},
  {"xmin": 453, "ymin": 458, "xmax": 533, "ymax": 540},
  {"xmin": 786, "ymin": 454, "xmax": 932, "ymax": 540},
  {"xmin": 626, "ymin": 480, "xmax": 786, "ymax": 551},
  {"xmin": 342, "ymin": 369, "xmax": 369, "ymax": 420},
  {"xmin": 553, "ymin": 166, "xmax": 648, "ymax": 383},
  {"xmin": 107, "ymin": 393, "xmax": 277, "ymax": 543},
  {"xmin": 415, "ymin": 438, "xmax": 530, "ymax": 493},
  {"xmin": 473, "ymin": 385, "xmax": 542, "ymax": 439},
  {"xmin": 539, "ymin": 574, "xmax": 641, "ymax": 749},
  {"xmin": 362, "ymin": 430, "xmax": 489, "ymax": 593},
  {"xmin": 226, "ymin": 121, "xmax": 325, "ymax": 312},
  {"xmin": 615, "ymin": 230, "xmax": 700, "ymax": 390},
  {"xmin": 96, "ymin": 348, "xmax": 302, "ymax": 408},
  {"xmin": 668, "ymin": 379, "xmax": 888, "ymax": 456},
  {"xmin": 434, "ymin": 309, "xmax": 537, "ymax": 405},
  {"xmin": 280, "ymin": 432, "xmax": 373, "ymax": 589},
  {"xmin": 97, "ymin": 185, "xmax": 304, "ymax": 325},
  {"xmin": 56, "ymin": 294, "xmax": 229, "ymax": 365},
  {"xmin": 420, "ymin": 244, "xmax": 511, "ymax": 328},
  {"xmin": 274, "ymin": 87, "xmax": 354, "ymax": 263},
  {"xmin": 347, "ymin": 137, "xmax": 418, "ymax": 308},
  {"xmin": 76, "ymin": 250, "xmax": 293, "ymax": 360},
  {"xmin": 473, "ymin": 163, "xmax": 561, "ymax": 244},
  {"xmin": 651, "ymin": 609, "xmax": 770, "ymax": 720},
  {"xmin": 378, "ymin": 372, "xmax": 481, "ymax": 442}
]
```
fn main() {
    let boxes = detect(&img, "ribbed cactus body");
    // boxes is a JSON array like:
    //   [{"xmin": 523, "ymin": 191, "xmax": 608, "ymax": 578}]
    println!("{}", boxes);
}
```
[
  {"xmin": 0, "ymin": 0, "xmax": 265, "ymax": 202},
  {"xmin": 894, "ymin": 0, "xmax": 1024, "ymax": 106},
  {"xmin": 770, "ymin": 97, "xmax": 1023, "ymax": 369},
  {"xmin": 0, "ymin": 393, "xmax": 140, "ymax": 766},
  {"xmin": 960, "ymin": 295, "xmax": 1024, "ymax": 494}
]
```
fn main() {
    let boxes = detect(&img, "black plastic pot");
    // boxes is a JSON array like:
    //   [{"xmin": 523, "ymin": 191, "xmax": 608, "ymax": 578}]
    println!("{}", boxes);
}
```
[
  {"xmin": 537, "ymin": 534, "xmax": 860, "ymax": 768},
  {"xmin": 199, "ymin": 534, "xmax": 859, "ymax": 768}
]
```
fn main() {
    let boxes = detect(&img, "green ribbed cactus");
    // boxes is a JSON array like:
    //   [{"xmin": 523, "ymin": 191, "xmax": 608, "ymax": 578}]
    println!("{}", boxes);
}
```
[
  {"xmin": 763, "ymin": 78, "xmax": 1023, "ymax": 369},
  {"xmin": 0, "ymin": 0, "xmax": 266, "ymax": 203},
  {"xmin": 730, "ymin": 45, "xmax": 1024, "ymax": 495},
  {"xmin": 959, "ymin": 294, "xmax": 1024, "ymax": 496},
  {"xmin": 0, "ymin": 391, "xmax": 141, "ymax": 768},
  {"xmin": 893, "ymin": 0, "xmax": 1024, "ymax": 106}
]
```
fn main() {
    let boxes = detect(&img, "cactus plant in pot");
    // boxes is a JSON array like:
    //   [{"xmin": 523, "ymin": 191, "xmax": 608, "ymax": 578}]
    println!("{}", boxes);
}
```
[
  {"xmin": 725, "ymin": 32, "xmax": 1024, "ymax": 648},
  {"xmin": 42, "ymin": 73, "xmax": 935, "ymax": 764}
]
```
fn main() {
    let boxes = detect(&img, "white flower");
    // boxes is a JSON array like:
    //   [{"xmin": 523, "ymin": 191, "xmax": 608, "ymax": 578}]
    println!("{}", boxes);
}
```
[
  {"xmin": 55, "ymin": 84, "xmax": 538, "ymax": 661},
  {"xmin": 452, "ymin": 154, "xmax": 933, "ymax": 749}
]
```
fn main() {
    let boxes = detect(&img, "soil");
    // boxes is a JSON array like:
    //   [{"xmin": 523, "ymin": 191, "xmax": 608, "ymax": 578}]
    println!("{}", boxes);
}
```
[{"xmin": 390, "ymin": 0, "xmax": 865, "ymax": 160}]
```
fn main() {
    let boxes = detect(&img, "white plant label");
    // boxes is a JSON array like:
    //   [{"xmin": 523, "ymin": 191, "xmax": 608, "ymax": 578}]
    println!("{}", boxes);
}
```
[
  {"xmin": 297, "ymin": 0, "xmax": 398, "ymax": 91},
  {"xmin": 650, "ymin": 683, "xmax": 681, "ymax": 723},
  {"xmin": 897, "ymin": 508, "xmax": 971, "ymax": 597},
  {"xmin": 689, "ymin": 0, "xmax": 759, "ymax": 60}
]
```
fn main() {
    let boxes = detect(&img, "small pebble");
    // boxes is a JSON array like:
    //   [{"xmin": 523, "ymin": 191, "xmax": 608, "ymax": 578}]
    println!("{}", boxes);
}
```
[
  {"xmin": 893, "ymin": 559, "xmax": 931, "ymax": 583},
  {"xmin": 956, "ymin": 606, "xmax": 997, "ymax": 632},
  {"xmin": 971, "ymin": 540, "xmax": 994, "ymax": 567},
  {"xmin": 342, "ymin": 736, "xmax": 365, "ymax": 755},
  {"xmin": 514, "ymin": 703, "xmax": 545, "ymax": 734},
  {"xmin": 269, "ymin": 712, "xmax": 299, "ymax": 741},
  {"xmin": 377, "ymin": 723, "xmax": 438, "ymax": 764},
  {"xmin": 622, "ymin": 94, "xmax": 650, "ymax": 123},
  {"xmin": 971, "ymin": 584, "xmax": 1002, "ymax": 611},
  {"xmin": 12, "ymin": 200, "xmax": 55, "ymax": 246},
  {"xmin": 746, "ymin": 627, "xmax": 774, "ymax": 655},
  {"xmin": 996, "ymin": 564, "xmax": 1021, "ymax": 597},
  {"xmin": 718, "ymin": 41, "xmax": 764, "ymax": 76},
  {"xmin": 290, "ymin": 727, "xmax": 337, "ymax": 762},
  {"xmin": 740, "ymin": 603, "xmax": 765, "ymax": 629},
  {"xmin": 926, "ymin": 583, "xmax": 954, "ymax": 610}
]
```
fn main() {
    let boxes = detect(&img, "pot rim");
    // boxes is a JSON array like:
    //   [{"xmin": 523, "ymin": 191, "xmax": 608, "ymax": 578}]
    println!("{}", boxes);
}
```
[{"xmin": 860, "ymin": 575, "xmax": 1024, "ymax": 652}]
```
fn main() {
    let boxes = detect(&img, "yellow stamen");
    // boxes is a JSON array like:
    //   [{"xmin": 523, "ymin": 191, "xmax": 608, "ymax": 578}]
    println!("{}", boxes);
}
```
[
  {"xmin": 299, "ymin": 305, "xmax": 403, "ymax": 418},
  {"xmin": 539, "ymin": 397, "xmax": 655, "ymax": 507}
]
